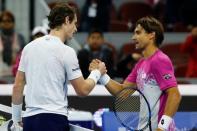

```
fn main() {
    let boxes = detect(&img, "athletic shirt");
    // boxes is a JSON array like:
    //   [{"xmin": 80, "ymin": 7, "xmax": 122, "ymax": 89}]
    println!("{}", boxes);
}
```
[
  {"xmin": 18, "ymin": 35, "xmax": 82, "ymax": 117},
  {"xmin": 126, "ymin": 50, "xmax": 177, "ymax": 130}
]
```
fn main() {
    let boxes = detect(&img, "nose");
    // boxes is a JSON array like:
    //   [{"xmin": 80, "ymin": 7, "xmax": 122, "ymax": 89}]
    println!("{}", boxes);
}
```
[
  {"xmin": 74, "ymin": 26, "xmax": 77, "ymax": 33},
  {"xmin": 131, "ymin": 34, "xmax": 136, "ymax": 41}
]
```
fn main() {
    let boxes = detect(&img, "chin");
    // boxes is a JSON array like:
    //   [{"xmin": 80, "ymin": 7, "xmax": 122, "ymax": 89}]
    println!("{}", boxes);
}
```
[{"xmin": 67, "ymin": 35, "xmax": 73, "ymax": 40}]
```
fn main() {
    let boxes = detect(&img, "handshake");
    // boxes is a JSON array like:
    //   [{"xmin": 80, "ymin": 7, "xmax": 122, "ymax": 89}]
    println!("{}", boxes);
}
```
[{"xmin": 88, "ymin": 59, "xmax": 110, "ymax": 86}]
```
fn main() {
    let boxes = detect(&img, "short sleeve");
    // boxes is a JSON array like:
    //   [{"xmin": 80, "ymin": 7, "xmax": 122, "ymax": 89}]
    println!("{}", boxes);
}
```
[
  {"xmin": 18, "ymin": 48, "xmax": 26, "ymax": 72},
  {"xmin": 152, "ymin": 57, "xmax": 177, "ymax": 90},
  {"xmin": 65, "ymin": 49, "xmax": 82, "ymax": 80}
]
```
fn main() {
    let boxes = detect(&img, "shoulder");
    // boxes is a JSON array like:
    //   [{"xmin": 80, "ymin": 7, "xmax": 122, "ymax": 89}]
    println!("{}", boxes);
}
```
[
  {"xmin": 65, "ymin": 45, "xmax": 76, "ymax": 54},
  {"xmin": 22, "ymin": 37, "xmax": 43, "ymax": 51},
  {"xmin": 151, "ymin": 50, "xmax": 173, "ymax": 71},
  {"xmin": 152, "ymin": 50, "xmax": 172, "ymax": 65}
]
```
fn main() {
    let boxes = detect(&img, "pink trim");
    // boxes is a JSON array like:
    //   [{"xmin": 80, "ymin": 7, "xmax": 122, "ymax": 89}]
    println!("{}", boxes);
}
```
[{"xmin": 158, "ymin": 93, "xmax": 167, "ymax": 122}]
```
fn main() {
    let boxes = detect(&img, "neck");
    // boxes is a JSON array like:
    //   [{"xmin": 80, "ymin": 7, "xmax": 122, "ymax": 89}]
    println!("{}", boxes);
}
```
[
  {"xmin": 49, "ymin": 28, "xmax": 67, "ymax": 43},
  {"xmin": 142, "ymin": 43, "xmax": 158, "ymax": 58}
]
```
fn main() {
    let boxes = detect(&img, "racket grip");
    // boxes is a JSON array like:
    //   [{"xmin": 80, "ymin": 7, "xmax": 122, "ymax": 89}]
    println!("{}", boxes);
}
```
[
  {"xmin": 99, "ymin": 74, "xmax": 110, "ymax": 85},
  {"xmin": 158, "ymin": 115, "xmax": 172, "ymax": 130}
]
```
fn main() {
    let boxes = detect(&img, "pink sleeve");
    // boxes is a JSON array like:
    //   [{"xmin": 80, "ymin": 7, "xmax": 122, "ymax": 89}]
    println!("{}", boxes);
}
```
[
  {"xmin": 126, "ymin": 61, "xmax": 141, "ymax": 83},
  {"xmin": 152, "ymin": 57, "xmax": 177, "ymax": 90}
]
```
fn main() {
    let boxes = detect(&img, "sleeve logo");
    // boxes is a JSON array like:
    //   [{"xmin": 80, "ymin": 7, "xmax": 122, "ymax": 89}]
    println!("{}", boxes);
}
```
[
  {"xmin": 161, "ymin": 119, "xmax": 164, "ymax": 125},
  {"xmin": 163, "ymin": 74, "xmax": 172, "ymax": 80}
]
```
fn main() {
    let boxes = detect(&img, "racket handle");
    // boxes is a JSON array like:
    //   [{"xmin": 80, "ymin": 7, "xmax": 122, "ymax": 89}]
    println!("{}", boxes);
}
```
[{"xmin": 99, "ymin": 74, "xmax": 110, "ymax": 85}]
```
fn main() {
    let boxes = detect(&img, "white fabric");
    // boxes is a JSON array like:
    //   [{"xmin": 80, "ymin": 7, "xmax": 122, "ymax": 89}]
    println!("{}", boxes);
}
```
[
  {"xmin": 88, "ymin": 70, "xmax": 101, "ymax": 84},
  {"xmin": 31, "ymin": 26, "xmax": 48, "ymax": 35},
  {"xmin": 11, "ymin": 103, "xmax": 22, "ymax": 123},
  {"xmin": 10, "ymin": 122, "xmax": 23, "ymax": 131},
  {"xmin": 99, "ymin": 74, "xmax": 110, "ymax": 85},
  {"xmin": 18, "ymin": 35, "xmax": 82, "ymax": 117},
  {"xmin": 158, "ymin": 115, "xmax": 173, "ymax": 130}
]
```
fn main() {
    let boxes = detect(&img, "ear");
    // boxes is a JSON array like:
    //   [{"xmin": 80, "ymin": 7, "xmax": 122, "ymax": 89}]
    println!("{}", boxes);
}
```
[
  {"xmin": 65, "ymin": 16, "xmax": 70, "ymax": 25},
  {"xmin": 149, "ymin": 32, "xmax": 155, "ymax": 40}
]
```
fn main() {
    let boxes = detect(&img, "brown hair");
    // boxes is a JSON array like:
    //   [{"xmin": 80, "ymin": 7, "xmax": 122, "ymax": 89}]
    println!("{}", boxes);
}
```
[
  {"xmin": 135, "ymin": 16, "xmax": 164, "ymax": 47},
  {"xmin": 47, "ymin": 2, "xmax": 76, "ymax": 29}
]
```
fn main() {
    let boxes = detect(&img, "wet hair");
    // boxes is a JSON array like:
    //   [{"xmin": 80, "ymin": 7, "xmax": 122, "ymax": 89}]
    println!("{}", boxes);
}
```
[
  {"xmin": 135, "ymin": 16, "xmax": 164, "ymax": 47},
  {"xmin": 47, "ymin": 2, "xmax": 76, "ymax": 29},
  {"xmin": 88, "ymin": 28, "xmax": 104, "ymax": 37}
]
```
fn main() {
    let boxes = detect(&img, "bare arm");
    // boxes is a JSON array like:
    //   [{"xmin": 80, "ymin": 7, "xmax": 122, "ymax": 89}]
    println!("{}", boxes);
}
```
[
  {"xmin": 70, "ymin": 62, "xmax": 107, "ymax": 96},
  {"xmin": 157, "ymin": 87, "xmax": 181, "ymax": 131},
  {"xmin": 89, "ymin": 59, "xmax": 136, "ymax": 96},
  {"xmin": 12, "ymin": 71, "xmax": 26, "ymax": 104},
  {"xmin": 70, "ymin": 76, "xmax": 97, "ymax": 96},
  {"xmin": 163, "ymin": 87, "xmax": 182, "ymax": 117},
  {"xmin": 105, "ymin": 79, "xmax": 136, "ymax": 96}
]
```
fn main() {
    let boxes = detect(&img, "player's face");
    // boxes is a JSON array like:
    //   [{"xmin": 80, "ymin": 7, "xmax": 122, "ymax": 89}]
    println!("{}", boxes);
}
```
[
  {"xmin": 132, "ymin": 24, "xmax": 151, "ymax": 50},
  {"xmin": 64, "ymin": 14, "xmax": 77, "ymax": 39}
]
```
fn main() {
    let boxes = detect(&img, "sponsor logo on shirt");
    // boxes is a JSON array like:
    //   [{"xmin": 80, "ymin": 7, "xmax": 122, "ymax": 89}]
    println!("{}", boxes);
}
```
[
  {"xmin": 72, "ymin": 67, "xmax": 80, "ymax": 71},
  {"xmin": 163, "ymin": 74, "xmax": 172, "ymax": 80}
]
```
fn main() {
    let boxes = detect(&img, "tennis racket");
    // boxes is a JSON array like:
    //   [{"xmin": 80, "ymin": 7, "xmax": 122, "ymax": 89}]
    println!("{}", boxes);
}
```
[{"xmin": 113, "ymin": 86, "xmax": 152, "ymax": 131}]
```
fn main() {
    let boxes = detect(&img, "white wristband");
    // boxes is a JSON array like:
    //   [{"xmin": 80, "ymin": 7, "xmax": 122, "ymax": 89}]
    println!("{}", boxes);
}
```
[
  {"xmin": 12, "ymin": 103, "xmax": 22, "ymax": 123},
  {"xmin": 158, "ymin": 115, "xmax": 173, "ymax": 130},
  {"xmin": 99, "ymin": 74, "xmax": 110, "ymax": 85},
  {"xmin": 88, "ymin": 69, "xmax": 101, "ymax": 84}
]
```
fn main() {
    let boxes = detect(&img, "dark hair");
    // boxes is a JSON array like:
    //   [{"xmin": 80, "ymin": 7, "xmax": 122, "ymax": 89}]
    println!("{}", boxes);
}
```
[
  {"xmin": 135, "ymin": 16, "xmax": 164, "ymax": 47},
  {"xmin": 47, "ymin": 2, "xmax": 76, "ymax": 29},
  {"xmin": 88, "ymin": 28, "xmax": 104, "ymax": 37},
  {"xmin": 1, "ymin": 10, "xmax": 15, "ymax": 23}
]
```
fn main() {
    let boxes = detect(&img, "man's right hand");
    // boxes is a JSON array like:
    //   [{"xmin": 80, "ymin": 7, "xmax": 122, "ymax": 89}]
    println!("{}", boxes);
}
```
[{"xmin": 89, "ymin": 59, "xmax": 107, "ymax": 75}]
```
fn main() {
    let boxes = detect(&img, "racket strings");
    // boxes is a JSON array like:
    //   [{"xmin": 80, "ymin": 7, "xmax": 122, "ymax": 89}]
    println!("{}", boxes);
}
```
[{"xmin": 114, "ymin": 89, "xmax": 141, "ymax": 130}]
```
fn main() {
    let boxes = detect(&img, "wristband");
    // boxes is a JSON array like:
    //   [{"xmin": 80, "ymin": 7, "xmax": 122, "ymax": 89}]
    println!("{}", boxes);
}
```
[
  {"xmin": 99, "ymin": 74, "xmax": 110, "ymax": 85},
  {"xmin": 88, "ymin": 69, "xmax": 101, "ymax": 84},
  {"xmin": 158, "ymin": 115, "xmax": 173, "ymax": 130},
  {"xmin": 12, "ymin": 103, "xmax": 22, "ymax": 123}
]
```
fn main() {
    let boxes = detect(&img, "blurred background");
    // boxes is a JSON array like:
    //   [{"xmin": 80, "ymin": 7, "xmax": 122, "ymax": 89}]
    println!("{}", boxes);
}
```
[
  {"xmin": 0, "ymin": 0, "xmax": 197, "ymax": 83},
  {"xmin": 0, "ymin": 0, "xmax": 197, "ymax": 130}
]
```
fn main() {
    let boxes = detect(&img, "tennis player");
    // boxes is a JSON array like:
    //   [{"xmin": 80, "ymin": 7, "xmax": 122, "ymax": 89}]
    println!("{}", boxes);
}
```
[
  {"xmin": 11, "ymin": 3, "xmax": 106, "ymax": 131},
  {"xmin": 90, "ymin": 16, "xmax": 181, "ymax": 131}
]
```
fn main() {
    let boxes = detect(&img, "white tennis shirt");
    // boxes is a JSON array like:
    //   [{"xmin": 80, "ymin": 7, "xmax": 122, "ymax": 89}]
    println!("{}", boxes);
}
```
[{"xmin": 18, "ymin": 35, "xmax": 82, "ymax": 117}]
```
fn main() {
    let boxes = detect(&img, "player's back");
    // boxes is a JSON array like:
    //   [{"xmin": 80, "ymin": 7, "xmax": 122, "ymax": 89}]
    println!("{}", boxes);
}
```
[{"xmin": 21, "ymin": 35, "xmax": 75, "ymax": 117}]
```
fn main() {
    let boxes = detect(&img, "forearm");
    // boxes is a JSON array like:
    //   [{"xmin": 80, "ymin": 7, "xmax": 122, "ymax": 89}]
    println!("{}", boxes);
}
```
[
  {"xmin": 105, "ymin": 79, "xmax": 124, "ymax": 96},
  {"xmin": 12, "ymin": 72, "xmax": 25, "ymax": 104},
  {"xmin": 80, "ymin": 78, "xmax": 96, "ymax": 96},
  {"xmin": 71, "ymin": 69, "xmax": 101, "ymax": 96},
  {"xmin": 100, "ymin": 74, "xmax": 136, "ymax": 96},
  {"xmin": 12, "ymin": 86, "xmax": 24, "ymax": 104},
  {"xmin": 11, "ymin": 71, "xmax": 25, "ymax": 123},
  {"xmin": 158, "ymin": 87, "xmax": 181, "ymax": 130},
  {"xmin": 163, "ymin": 87, "xmax": 182, "ymax": 117}
]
